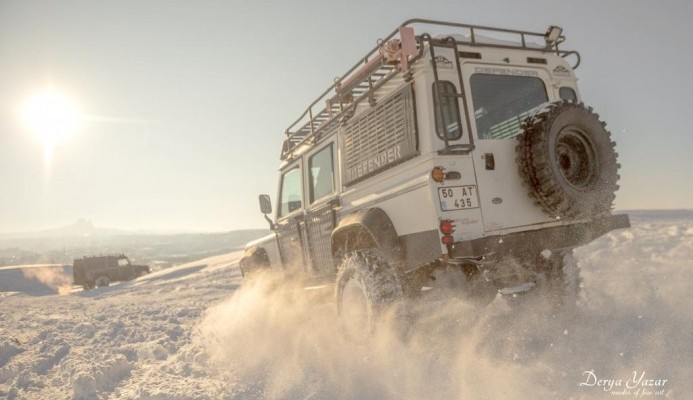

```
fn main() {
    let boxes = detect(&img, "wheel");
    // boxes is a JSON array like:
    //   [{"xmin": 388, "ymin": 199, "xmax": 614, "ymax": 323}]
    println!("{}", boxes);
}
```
[
  {"xmin": 534, "ymin": 250, "xmax": 581, "ymax": 309},
  {"xmin": 516, "ymin": 101, "xmax": 620, "ymax": 218},
  {"xmin": 239, "ymin": 247, "xmax": 270, "ymax": 279},
  {"xmin": 95, "ymin": 276, "xmax": 110, "ymax": 288},
  {"xmin": 425, "ymin": 265, "xmax": 497, "ymax": 307},
  {"xmin": 133, "ymin": 269, "xmax": 148, "ymax": 278},
  {"xmin": 335, "ymin": 250, "xmax": 407, "ymax": 339},
  {"xmin": 497, "ymin": 251, "xmax": 580, "ymax": 309}
]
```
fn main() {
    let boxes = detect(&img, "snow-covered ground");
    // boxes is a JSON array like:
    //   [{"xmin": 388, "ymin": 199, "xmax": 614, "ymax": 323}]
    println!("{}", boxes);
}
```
[{"xmin": 1, "ymin": 212, "xmax": 691, "ymax": 399}]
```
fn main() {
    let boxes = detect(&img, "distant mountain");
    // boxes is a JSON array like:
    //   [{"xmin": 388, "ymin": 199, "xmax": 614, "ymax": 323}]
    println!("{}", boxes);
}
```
[
  {"xmin": 0, "ymin": 220, "xmax": 270, "ymax": 240},
  {"xmin": 0, "ymin": 219, "xmax": 128, "ymax": 239}
]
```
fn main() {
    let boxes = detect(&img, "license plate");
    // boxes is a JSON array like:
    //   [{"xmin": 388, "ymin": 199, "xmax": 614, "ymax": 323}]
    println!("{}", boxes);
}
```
[{"xmin": 438, "ymin": 186, "xmax": 479, "ymax": 211}]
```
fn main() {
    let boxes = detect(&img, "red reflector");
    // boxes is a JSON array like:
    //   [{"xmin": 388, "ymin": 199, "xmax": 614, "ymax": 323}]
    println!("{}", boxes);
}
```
[
  {"xmin": 441, "ymin": 235, "xmax": 454, "ymax": 245},
  {"xmin": 439, "ymin": 219, "xmax": 455, "ymax": 235}
]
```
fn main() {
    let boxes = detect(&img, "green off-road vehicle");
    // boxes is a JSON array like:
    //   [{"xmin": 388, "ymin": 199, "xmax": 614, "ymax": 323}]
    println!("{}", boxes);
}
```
[{"xmin": 73, "ymin": 254, "xmax": 150, "ymax": 290}]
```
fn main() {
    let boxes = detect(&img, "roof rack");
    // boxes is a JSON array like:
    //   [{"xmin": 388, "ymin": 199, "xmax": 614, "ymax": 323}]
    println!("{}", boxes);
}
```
[
  {"xmin": 281, "ymin": 19, "xmax": 578, "ymax": 161},
  {"xmin": 76, "ymin": 254, "xmax": 127, "ymax": 260}
]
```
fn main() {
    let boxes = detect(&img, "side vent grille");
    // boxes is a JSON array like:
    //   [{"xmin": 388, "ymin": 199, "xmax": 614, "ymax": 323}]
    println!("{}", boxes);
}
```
[{"xmin": 343, "ymin": 85, "xmax": 418, "ymax": 186}]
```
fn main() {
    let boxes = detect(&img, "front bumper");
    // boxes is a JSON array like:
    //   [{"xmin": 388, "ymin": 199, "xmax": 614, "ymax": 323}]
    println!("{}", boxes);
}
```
[{"xmin": 450, "ymin": 214, "xmax": 630, "ymax": 259}]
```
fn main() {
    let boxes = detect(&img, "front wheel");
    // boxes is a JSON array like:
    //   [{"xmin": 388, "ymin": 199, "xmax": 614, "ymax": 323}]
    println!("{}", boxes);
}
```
[
  {"xmin": 335, "ymin": 250, "xmax": 407, "ymax": 339},
  {"xmin": 239, "ymin": 247, "xmax": 270, "ymax": 279}
]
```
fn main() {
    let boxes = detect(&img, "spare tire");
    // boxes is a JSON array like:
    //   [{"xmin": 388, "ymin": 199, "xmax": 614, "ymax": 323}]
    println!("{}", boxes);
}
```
[{"xmin": 516, "ymin": 101, "xmax": 619, "ymax": 218}]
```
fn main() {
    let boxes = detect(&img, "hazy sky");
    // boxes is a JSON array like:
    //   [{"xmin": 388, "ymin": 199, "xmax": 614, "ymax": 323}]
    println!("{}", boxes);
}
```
[{"xmin": 1, "ymin": 0, "xmax": 691, "ymax": 233}]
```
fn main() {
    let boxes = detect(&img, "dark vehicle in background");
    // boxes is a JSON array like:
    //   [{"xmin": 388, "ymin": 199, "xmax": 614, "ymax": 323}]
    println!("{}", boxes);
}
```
[{"xmin": 73, "ymin": 254, "xmax": 150, "ymax": 290}]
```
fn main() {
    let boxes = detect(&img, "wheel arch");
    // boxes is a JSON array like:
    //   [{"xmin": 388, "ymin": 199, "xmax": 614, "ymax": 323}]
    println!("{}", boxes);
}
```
[{"xmin": 331, "ymin": 208, "xmax": 403, "ymax": 264}]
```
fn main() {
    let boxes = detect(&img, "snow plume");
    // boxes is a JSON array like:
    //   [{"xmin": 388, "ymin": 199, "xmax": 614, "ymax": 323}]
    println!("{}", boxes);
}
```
[
  {"xmin": 198, "ymin": 274, "xmax": 550, "ymax": 399},
  {"xmin": 200, "ymin": 216, "xmax": 691, "ymax": 399},
  {"xmin": 21, "ymin": 265, "xmax": 72, "ymax": 295}
]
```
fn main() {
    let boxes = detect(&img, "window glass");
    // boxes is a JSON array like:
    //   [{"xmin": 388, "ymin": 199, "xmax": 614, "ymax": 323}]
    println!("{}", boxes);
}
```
[
  {"xmin": 309, "ymin": 144, "xmax": 334, "ymax": 203},
  {"xmin": 470, "ymin": 74, "xmax": 548, "ymax": 139},
  {"xmin": 279, "ymin": 166, "xmax": 302, "ymax": 217},
  {"xmin": 559, "ymin": 87, "xmax": 577, "ymax": 102},
  {"xmin": 118, "ymin": 258, "xmax": 129, "ymax": 267},
  {"xmin": 433, "ymin": 81, "xmax": 462, "ymax": 140}
]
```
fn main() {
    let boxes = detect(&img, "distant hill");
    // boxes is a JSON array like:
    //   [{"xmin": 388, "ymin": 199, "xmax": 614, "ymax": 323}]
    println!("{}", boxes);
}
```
[
  {"xmin": 619, "ymin": 209, "xmax": 693, "ymax": 220},
  {"xmin": 0, "ymin": 219, "xmax": 128, "ymax": 239},
  {"xmin": 0, "ymin": 222, "xmax": 269, "ymax": 268}
]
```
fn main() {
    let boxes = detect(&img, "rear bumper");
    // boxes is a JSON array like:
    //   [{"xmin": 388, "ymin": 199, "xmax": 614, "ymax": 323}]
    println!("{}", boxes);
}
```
[{"xmin": 450, "ymin": 214, "xmax": 630, "ymax": 259}]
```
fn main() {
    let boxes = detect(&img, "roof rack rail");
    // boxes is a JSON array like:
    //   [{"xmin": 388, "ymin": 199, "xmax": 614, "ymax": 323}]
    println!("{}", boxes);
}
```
[{"xmin": 281, "ymin": 19, "xmax": 577, "ymax": 161}]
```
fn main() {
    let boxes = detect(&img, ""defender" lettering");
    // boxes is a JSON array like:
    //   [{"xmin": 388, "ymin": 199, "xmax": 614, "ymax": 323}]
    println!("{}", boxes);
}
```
[{"xmin": 347, "ymin": 144, "xmax": 402, "ymax": 182}]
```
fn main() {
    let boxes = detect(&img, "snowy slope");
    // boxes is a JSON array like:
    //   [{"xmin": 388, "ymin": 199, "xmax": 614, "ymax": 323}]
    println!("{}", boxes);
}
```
[
  {"xmin": 1, "ymin": 212, "xmax": 691, "ymax": 399},
  {"xmin": 0, "ymin": 253, "xmax": 244, "ymax": 399}
]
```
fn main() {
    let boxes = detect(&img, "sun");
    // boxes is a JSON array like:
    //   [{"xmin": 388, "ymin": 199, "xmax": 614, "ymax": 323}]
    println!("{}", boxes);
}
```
[{"xmin": 22, "ymin": 89, "xmax": 83, "ymax": 152}]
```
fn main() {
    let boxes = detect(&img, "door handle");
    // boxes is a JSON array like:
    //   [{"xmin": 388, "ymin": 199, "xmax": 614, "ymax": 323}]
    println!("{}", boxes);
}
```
[{"xmin": 485, "ymin": 153, "xmax": 495, "ymax": 170}]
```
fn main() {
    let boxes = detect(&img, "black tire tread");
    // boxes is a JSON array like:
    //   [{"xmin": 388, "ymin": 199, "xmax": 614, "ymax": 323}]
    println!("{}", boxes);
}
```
[
  {"xmin": 335, "ymin": 249, "xmax": 407, "ymax": 334},
  {"xmin": 545, "ymin": 250, "xmax": 582, "ymax": 308},
  {"xmin": 516, "ymin": 101, "xmax": 619, "ymax": 218}
]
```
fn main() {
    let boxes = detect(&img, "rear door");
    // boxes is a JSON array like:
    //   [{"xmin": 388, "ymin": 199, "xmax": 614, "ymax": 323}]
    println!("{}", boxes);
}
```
[
  {"xmin": 104, "ymin": 258, "xmax": 122, "ymax": 281},
  {"xmin": 118, "ymin": 258, "xmax": 133, "ymax": 280},
  {"xmin": 462, "ymin": 64, "xmax": 556, "ymax": 232}
]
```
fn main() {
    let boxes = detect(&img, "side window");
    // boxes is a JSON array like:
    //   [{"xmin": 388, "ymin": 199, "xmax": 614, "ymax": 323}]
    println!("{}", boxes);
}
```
[
  {"xmin": 309, "ymin": 144, "xmax": 334, "ymax": 203},
  {"xmin": 559, "ymin": 87, "xmax": 577, "ymax": 102},
  {"xmin": 433, "ymin": 81, "xmax": 462, "ymax": 140},
  {"xmin": 279, "ymin": 166, "xmax": 303, "ymax": 217},
  {"xmin": 117, "ymin": 258, "xmax": 129, "ymax": 267},
  {"xmin": 470, "ymin": 74, "xmax": 548, "ymax": 139}
]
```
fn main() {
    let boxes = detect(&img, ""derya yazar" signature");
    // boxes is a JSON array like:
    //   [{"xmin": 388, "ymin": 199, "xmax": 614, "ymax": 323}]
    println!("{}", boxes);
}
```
[{"xmin": 579, "ymin": 370, "xmax": 668, "ymax": 392}]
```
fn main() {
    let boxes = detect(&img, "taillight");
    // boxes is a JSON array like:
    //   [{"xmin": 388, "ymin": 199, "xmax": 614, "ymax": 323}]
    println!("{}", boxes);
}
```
[
  {"xmin": 432, "ymin": 166, "xmax": 461, "ymax": 182},
  {"xmin": 439, "ymin": 219, "xmax": 455, "ymax": 235},
  {"xmin": 431, "ymin": 166, "xmax": 446, "ymax": 182},
  {"xmin": 440, "ymin": 219, "xmax": 455, "ymax": 247}
]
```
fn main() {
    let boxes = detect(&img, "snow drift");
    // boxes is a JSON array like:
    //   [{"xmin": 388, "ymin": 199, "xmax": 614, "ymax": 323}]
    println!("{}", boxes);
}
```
[
  {"xmin": 0, "ymin": 211, "xmax": 690, "ymax": 399},
  {"xmin": 0, "ymin": 264, "xmax": 72, "ymax": 296},
  {"xmin": 199, "ymin": 211, "xmax": 691, "ymax": 399}
]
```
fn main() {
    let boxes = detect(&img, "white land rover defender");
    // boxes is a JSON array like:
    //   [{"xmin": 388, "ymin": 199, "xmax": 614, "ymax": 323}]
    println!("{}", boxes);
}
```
[{"xmin": 241, "ymin": 19, "xmax": 629, "ymax": 331}]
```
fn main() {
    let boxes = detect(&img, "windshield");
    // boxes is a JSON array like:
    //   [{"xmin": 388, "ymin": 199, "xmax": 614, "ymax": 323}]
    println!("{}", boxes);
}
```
[{"xmin": 470, "ymin": 73, "xmax": 548, "ymax": 139}]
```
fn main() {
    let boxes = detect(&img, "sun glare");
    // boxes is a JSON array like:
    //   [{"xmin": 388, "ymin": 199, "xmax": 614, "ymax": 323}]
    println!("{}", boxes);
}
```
[{"xmin": 22, "ymin": 90, "xmax": 83, "ymax": 148}]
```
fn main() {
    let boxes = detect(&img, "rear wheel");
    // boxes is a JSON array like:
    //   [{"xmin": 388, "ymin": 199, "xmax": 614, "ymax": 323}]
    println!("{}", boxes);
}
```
[
  {"xmin": 543, "ymin": 250, "xmax": 581, "ymax": 308},
  {"xmin": 95, "ymin": 276, "xmax": 110, "ymax": 288},
  {"xmin": 335, "ymin": 250, "xmax": 407, "ymax": 339},
  {"xmin": 498, "ymin": 251, "xmax": 581, "ymax": 309},
  {"xmin": 424, "ymin": 265, "xmax": 497, "ymax": 306}
]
